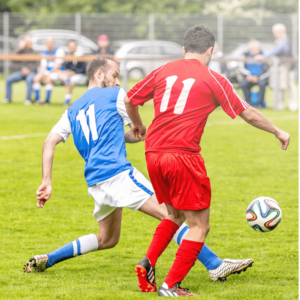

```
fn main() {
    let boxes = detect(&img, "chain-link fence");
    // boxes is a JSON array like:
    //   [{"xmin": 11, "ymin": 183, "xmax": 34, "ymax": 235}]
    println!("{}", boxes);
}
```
[{"xmin": 0, "ymin": 12, "xmax": 298, "ymax": 55}]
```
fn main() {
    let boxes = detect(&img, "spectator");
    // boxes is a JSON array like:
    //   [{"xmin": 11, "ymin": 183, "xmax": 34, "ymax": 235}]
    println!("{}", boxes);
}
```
[
  {"xmin": 255, "ymin": 23, "xmax": 298, "ymax": 111},
  {"xmin": 209, "ymin": 42, "xmax": 228, "ymax": 76},
  {"xmin": 56, "ymin": 40, "xmax": 87, "ymax": 106},
  {"xmin": 3, "ymin": 35, "xmax": 38, "ymax": 105},
  {"xmin": 32, "ymin": 37, "xmax": 65, "ymax": 105},
  {"xmin": 94, "ymin": 34, "xmax": 114, "ymax": 55},
  {"xmin": 240, "ymin": 40, "xmax": 269, "ymax": 107}
]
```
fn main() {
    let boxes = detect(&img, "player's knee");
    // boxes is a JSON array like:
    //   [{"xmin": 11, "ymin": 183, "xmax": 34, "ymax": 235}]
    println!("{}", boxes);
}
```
[
  {"xmin": 104, "ymin": 238, "xmax": 119, "ymax": 249},
  {"xmin": 205, "ymin": 224, "xmax": 210, "ymax": 236}
]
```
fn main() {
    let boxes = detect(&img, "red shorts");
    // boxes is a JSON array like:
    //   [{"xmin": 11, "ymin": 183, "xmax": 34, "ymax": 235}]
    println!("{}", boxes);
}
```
[{"xmin": 146, "ymin": 152, "xmax": 211, "ymax": 210}]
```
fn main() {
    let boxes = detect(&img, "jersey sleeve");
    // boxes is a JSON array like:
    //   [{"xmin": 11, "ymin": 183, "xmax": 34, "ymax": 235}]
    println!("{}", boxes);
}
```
[
  {"xmin": 51, "ymin": 110, "xmax": 72, "ymax": 142},
  {"xmin": 127, "ymin": 64, "xmax": 165, "ymax": 106},
  {"xmin": 116, "ymin": 88, "xmax": 132, "ymax": 126},
  {"xmin": 208, "ymin": 68, "xmax": 249, "ymax": 119}
]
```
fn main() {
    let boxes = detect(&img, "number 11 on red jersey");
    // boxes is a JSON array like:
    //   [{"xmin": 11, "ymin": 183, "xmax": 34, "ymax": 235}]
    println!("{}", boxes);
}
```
[{"xmin": 160, "ymin": 76, "xmax": 195, "ymax": 114}]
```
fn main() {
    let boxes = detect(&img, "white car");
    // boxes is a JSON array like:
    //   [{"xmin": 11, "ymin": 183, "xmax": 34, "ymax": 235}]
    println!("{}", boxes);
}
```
[
  {"xmin": 14, "ymin": 29, "xmax": 98, "ymax": 55},
  {"xmin": 113, "ymin": 40, "xmax": 183, "ymax": 79}
]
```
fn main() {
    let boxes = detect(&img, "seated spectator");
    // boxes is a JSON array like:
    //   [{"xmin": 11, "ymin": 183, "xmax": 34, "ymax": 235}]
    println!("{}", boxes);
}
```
[
  {"xmin": 3, "ymin": 35, "xmax": 39, "ymax": 105},
  {"xmin": 255, "ymin": 23, "xmax": 297, "ymax": 111},
  {"xmin": 240, "ymin": 40, "xmax": 269, "ymax": 107},
  {"xmin": 94, "ymin": 34, "xmax": 114, "ymax": 55},
  {"xmin": 56, "ymin": 40, "xmax": 87, "ymax": 106},
  {"xmin": 33, "ymin": 37, "xmax": 65, "ymax": 105},
  {"xmin": 209, "ymin": 42, "xmax": 228, "ymax": 76}
]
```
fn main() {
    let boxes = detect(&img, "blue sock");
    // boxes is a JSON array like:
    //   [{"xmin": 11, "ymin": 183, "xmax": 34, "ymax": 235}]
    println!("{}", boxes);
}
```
[
  {"xmin": 46, "ymin": 242, "xmax": 75, "ymax": 268},
  {"xmin": 173, "ymin": 223, "xmax": 223, "ymax": 271},
  {"xmin": 33, "ymin": 82, "xmax": 41, "ymax": 101},
  {"xmin": 45, "ymin": 234, "xmax": 98, "ymax": 268},
  {"xmin": 45, "ymin": 84, "xmax": 53, "ymax": 103}
]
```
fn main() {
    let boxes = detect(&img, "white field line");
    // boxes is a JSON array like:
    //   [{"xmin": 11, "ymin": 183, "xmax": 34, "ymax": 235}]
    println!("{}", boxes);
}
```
[
  {"xmin": 0, "ymin": 115, "xmax": 297, "ymax": 141},
  {"xmin": 0, "ymin": 133, "xmax": 47, "ymax": 140}
]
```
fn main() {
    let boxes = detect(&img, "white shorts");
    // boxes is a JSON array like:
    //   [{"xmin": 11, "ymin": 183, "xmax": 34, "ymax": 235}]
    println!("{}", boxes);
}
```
[
  {"xmin": 42, "ymin": 71, "xmax": 60, "ymax": 82},
  {"xmin": 88, "ymin": 167, "xmax": 154, "ymax": 221},
  {"xmin": 69, "ymin": 74, "xmax": 86, "ymax": 85}
]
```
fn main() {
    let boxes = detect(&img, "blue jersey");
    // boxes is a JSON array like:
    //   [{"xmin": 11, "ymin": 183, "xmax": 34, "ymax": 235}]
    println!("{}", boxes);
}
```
[
  {"xmin": 51, "ymin": 87, "xmax": 132, "ymax": 187},
  {"xmin": 42, "ymin": 47, "xmax": 65, "ymax": 71}
]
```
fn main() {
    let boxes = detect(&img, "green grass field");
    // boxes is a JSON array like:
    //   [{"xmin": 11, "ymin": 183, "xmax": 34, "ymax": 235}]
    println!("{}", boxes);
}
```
[{"xmin": 0, "ymin": 79, "xmax": 298, "ymax": 299}]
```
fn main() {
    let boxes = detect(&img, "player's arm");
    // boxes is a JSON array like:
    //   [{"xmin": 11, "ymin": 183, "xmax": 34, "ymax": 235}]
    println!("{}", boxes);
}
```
[
  {"xmin": 210, "ymin": 70, "xmax": 290, "ymax": 151},
  {"xmin": 239, "ymin": 106, "xmax": 290, "ymax": 150},
  {"xmin": 36, "ymin": 110, "xmax": 71, "ymax": 208},
  {"xmin": 36, "ymin": 133, "xmax": 63, "ymax": 208},
  {"xmin": 124, "ymin": 95, "xmax": 146, "ymax": 139},
  {"xmin": 125, "ymin": 65, "xmax": 163, "ymax": 139},
  {"xmin": 124, "ymin": 123, "xmax": 146, "ymax": 143}
]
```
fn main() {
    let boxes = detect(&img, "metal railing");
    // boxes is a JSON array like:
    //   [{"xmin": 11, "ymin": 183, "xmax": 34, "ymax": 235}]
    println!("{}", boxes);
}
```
[{"xmin": 0, "ymin": 54, "xmax": 298, "ymax": 110}]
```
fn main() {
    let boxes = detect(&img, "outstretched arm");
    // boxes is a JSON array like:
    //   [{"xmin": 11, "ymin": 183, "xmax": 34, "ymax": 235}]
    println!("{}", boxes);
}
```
[
  {"xmin": 124, "ymin": 95, "xmax": 147, "ymax": 140},
  {"xmin": 36, "ymin": 132, "xmax": 63, "ymax": 208},
  {"xmin": 239, "ymin": 106, "xmax": 290, "ymax": 150}
]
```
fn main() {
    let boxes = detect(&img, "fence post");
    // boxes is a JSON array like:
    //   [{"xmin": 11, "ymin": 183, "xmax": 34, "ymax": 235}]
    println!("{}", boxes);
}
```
[
  {"xmin": 3, "ymin": 12, "xmax": 9, "ymax": 77},
  {"xmin": 217, "ymin": 14, "xmax": 223, "ymax": 51},
  {"xmin": 149, "ymin": 13, "xmax": 155, "ymax": 41},
  {"xmin": 75, "ymin": 13, "xmax": 81, "ymax": 36},
  {"xmin": 122, "ymin": 57, "xmax": 128, "ymax": 92},
  {"xmin": 272, "ymin": 57, "xmax": 279, "ymax": 110},
  {"xmin": 291, "ymin": 14, "xmax": 298, "ymax": 58}
]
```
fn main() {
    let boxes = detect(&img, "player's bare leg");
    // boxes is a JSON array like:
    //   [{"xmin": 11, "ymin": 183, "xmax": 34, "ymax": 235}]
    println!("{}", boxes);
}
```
[{"xmin": 24, "ymin": 208, "xmax": 122, "ymax": 273}]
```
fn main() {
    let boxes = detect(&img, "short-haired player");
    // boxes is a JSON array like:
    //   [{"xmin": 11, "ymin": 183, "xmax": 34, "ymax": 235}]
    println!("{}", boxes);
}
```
[{"xmin": 125, "ymin": 25, "xmax": 290, "ymax": 297}]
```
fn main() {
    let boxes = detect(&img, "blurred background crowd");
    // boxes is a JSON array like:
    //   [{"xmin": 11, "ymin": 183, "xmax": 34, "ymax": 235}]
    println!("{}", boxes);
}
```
[{"xmin": 0, "ymin": 9, "xmax": 298, "ymax": 110}]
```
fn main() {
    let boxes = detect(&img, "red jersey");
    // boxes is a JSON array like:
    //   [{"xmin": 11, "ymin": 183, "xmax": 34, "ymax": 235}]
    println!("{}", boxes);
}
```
[{"xmin": 127, "ymin": 58, "xmax": 249, "ymax": 154}]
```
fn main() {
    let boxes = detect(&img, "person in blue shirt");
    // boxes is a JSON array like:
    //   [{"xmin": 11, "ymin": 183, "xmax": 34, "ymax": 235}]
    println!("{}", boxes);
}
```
[
  {"xmin": 32, "ymin": 37, "xmax": 65, "ymax": 105},
  {"xmin": 255, "ymin": 23, "xmax": 297, "ymax": 111},
  {"xmin": 240, "ymin": 40, "xmax": 269, "ymax": 107},
  {"xmin": 23, "ymin": 56, "xmax": 253, "ymax": 288}
]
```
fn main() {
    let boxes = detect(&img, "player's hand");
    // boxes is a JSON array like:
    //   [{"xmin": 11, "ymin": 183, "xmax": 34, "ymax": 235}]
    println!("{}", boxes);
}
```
[
  {"xmin": 275, "ymin": 130, "xmax": 290, "ymax": 151},
  {"xmin": 132, "ymin": 123, "xmax": 147, "ymax": 141},
  {"xmin": 36, "ymin": 182, "xmax": 52, "ymax": 208}
]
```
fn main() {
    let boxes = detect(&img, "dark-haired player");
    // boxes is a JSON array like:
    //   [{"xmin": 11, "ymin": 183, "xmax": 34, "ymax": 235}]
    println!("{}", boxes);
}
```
[{"xmin": 125, "ymin": 25, "xmax": 290, "ymax": 297}]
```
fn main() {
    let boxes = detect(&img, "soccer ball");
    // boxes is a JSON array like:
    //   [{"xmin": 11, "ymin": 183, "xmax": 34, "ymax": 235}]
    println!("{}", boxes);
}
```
[{"xmin": 246, "ymin": 197, "xmax": 282, "ymax": 232}]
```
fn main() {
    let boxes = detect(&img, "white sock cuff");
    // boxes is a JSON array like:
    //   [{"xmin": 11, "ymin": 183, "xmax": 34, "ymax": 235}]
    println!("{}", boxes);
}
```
[
  {"xmin": 45, "ymin": 84, "xmax": 54, "ymax": 91},
  {"xmin": 78, "ymin": 234, "xmax": 98, "ymax": 255},
  {"xmin": 65, "ymin": 94, "xmax": 72, "ymax": 100},
  {"xmin": 33, "ymin": 82, "xmax": 41, "ymax": 90},
  {"xmin": 173, "ymin": 223, "xmax": 189, "ymax": 245}
]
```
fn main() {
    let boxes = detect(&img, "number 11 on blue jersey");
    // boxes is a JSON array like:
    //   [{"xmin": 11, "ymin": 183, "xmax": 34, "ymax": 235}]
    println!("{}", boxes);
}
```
[{"xmin": 76, "ymin": 104, "xmax": 99, "ymax": 145}]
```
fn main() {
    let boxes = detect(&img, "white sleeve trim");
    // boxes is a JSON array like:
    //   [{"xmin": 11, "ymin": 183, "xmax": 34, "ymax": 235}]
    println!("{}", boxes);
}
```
[
  {"xmin": 128, "ymin": 63, "xmax": 167, "ymax": 101},
  {"xmin": 117, "ymin": 88, "xmax": 132, "ymax": 126},
  {"xmin": 51, "ymin": 109, "xmax": 71, "ymax": 142}
]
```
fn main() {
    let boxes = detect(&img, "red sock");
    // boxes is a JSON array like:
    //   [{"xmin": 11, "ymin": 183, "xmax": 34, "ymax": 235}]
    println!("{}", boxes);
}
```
[
  {"xmin": 146, "ymin": 219, "xmax": 179, "ymax": 267},
  {"xmin": 164, "ymin": 239, "xmax": 204, "ymax": 289}
]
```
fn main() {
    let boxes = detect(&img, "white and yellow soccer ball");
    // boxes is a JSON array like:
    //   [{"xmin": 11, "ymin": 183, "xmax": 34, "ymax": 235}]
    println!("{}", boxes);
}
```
[{"xmin": 246, "ymin": 197, "xmax": 282, "ymax": 232}]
